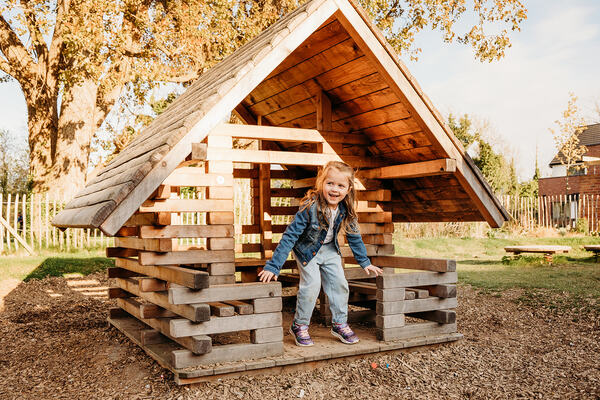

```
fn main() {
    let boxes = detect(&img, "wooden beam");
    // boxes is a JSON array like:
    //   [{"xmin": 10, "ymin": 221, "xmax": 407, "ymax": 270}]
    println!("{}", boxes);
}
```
[
  {"xmin": 358, "ymin": 159, "xmax": 456, "ymax": 179},
  {"xmin": 204, "ymin": 148, "xmax": 387, "ymax": 168}
]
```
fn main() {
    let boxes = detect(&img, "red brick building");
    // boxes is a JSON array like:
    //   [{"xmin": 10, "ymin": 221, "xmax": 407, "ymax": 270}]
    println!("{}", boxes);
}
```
[{"xmin": 538, "ymin": 123, "xmax": 600, "ymax": 228}]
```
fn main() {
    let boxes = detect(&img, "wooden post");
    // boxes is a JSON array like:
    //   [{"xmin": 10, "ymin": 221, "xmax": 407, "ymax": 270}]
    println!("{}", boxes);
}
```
[
  {"xmin": 205, "ymin": 134, "xmax": 235, "ymax": 285},
  {"xmin": 0, "ymin": 193, "xmax": 4, "ymax": 253},
  {"xmin": 6, "ymin": 193, "xmax": 11, "ymax": 251}
]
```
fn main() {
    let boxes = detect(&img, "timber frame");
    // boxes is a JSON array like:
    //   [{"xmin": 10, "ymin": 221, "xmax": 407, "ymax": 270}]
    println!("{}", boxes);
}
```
[{"xmin": 52, "ymin": 0, "xmax": 508, "ymax": 384}]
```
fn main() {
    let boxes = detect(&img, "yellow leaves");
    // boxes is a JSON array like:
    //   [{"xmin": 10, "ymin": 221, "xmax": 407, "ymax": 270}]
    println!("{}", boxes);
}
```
[{"xmin": 550, "ymin": 92, "xmax": 588, "ymax": 173}]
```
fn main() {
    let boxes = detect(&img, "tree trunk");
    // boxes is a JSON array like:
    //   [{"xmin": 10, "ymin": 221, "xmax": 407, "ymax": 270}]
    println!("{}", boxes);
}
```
[
  {"xmin": 46, "ymin": 80, "xmax": 100, "ymax": 200},
  {"xmin": 27, "ymin": 89, "xmax": 58, "ymax": 194}
]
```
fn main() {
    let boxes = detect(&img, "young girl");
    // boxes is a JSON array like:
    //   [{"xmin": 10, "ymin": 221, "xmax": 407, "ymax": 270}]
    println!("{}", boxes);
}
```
[{"xmin": 258, "ymin": 161, "xmax": 382, "ymax": 346}]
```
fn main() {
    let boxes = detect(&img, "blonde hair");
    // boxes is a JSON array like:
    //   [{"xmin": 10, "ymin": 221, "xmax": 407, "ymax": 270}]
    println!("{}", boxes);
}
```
[{"xmin": 300, "ymin": 161, "xmax": 359, "ymax": 234}]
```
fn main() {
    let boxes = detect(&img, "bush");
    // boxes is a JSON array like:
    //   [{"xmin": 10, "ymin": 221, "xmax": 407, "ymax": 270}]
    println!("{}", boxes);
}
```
[{"xmin": 575, "ymin": 218, "xmax": 589, "ymax": 235}]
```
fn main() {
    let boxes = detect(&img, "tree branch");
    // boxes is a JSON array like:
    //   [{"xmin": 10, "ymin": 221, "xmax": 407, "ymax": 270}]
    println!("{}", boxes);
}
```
[
  {"xmin": 20, "ymin": 0, "xmax": 49, "ymax": 65},
  {"xmin": 0, "ymin": 14, "xmax": 37, "ymax": 83}
]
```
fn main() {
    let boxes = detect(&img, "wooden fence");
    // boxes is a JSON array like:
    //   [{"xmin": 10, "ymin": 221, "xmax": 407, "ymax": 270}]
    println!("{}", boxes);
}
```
[
  {"xmin": 1, "ymin": 191, "xmax": 598, "ymax": 254},
  {"xmin": 498, "ymin": 194, "xmax": 600, "ymax": 232}
]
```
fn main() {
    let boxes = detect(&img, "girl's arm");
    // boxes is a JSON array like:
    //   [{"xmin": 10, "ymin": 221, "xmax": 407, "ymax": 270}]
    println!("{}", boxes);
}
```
[
  {"xmin": 346, "ymin": 229, "xmax": 383, "ymax": 276},
  {"xmin": 262, "ymin": 207, "xmax": 310, "ymax": 277}
]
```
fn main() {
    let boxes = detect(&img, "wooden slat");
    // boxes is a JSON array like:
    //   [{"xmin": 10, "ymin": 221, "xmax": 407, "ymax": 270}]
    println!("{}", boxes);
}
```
[
  {"xmin": 114, "ymin": 257, "xmax": 209, "ymax": 289},
  {"xmin": 114, "ymin": 237, "xmax": 173, "ymax": 252},
  {"xmin": 369, "ymin": 256, "xmax": 456, "ymax": 272},
  {"xmin": 205, "ymin": 148, "xmax": 386, "ymax": 168},
  {"xmin": 163, "ymin": 170, "xmax": 234, "ymax": 187},
  {"xmin": 168, "ymin": 282, "xmax": 282, "ymax": 305},
  {"xmin": 139, "ymin": 199, "xmax": 233, "ymax": 213},
  {"xmin": 115, "ymin": 277, "xmax": 210, "ymax": 322},
  {"xmin": 139, "ymin": 249, "xmax": 235, "ymax": 266},
  {"xmin": 117, "ymin": 298, "xmax": 212, "ymax": 355},
  {"xmin": 376, "ymin": 271, "xmax": 457, "ymax": 289},
  {"xmin": 377, "ymin": 322, "xmax": 457, "ymax": 341},
  {"xmin": 139, "ymin": 224, "xmax": 234, "ymax": 239},
  {"xmin": 168, "ymin": 312, "xmax": 282, "ymax": 337},
  {"xmin": 358, "ymin": 159, "xmax": 456, "ymax": 179}
]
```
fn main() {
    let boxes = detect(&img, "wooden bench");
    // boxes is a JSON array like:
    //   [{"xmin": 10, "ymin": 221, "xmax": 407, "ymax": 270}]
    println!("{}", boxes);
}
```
[
  {"xmin": 583, "ymin": 245, "xmax": 600, "ymax": 261},
  {"xmin": 504, "ymin": 245, "xmax": 571, "ymax": 264}
]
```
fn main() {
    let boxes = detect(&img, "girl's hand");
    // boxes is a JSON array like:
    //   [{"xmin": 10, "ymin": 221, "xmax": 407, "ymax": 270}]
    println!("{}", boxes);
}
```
[
  {"xmin": 258, "ymin": 269, "xmax": 278, "ymax": 283},
  {"xmin": 364, "ymin": 264, "xmax": 383, "ymax": 276}
]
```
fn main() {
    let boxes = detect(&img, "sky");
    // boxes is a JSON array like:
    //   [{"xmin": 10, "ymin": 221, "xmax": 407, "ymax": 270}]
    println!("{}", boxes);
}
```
[{"xmin": 1, "ymin": 0, "xmax": 599, "ymax": 180}]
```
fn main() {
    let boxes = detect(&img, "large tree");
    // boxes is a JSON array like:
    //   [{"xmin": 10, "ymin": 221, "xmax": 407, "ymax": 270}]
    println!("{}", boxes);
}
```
[{"xmin": 0, "ymin": 0, "xmax": 527, "ymax": 198}]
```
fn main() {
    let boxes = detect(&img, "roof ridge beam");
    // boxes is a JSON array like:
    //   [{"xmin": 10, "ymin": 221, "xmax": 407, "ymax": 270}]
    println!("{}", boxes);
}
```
[{"xmin": 357, "ymin": 159, "xmax": 456, "ymax": 179}]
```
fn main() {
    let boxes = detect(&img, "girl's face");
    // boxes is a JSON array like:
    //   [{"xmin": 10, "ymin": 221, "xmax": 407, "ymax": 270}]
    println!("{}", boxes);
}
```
[{"xmin": 322, "ymin": 167, "xmax": 350, "ymax": 209}]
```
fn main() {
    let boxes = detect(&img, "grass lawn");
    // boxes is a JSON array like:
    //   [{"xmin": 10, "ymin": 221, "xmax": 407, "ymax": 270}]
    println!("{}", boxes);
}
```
[
  {"xmin": 1, "ymin": 235, "xmax": 598, "ymax": 315},
  {"xmin": 393, "ymin": 235, "xmax": 600, "ymax": 316},
  {"xmin": 0, "ymin": 248, "xmax": 112, "ymax": 282}
]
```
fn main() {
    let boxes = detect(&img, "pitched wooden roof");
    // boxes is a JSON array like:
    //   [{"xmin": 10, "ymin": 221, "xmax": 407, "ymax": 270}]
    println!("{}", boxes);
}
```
[{"xmin": 53, "ymin": 0, "xmax": 509, "ymax": 235}]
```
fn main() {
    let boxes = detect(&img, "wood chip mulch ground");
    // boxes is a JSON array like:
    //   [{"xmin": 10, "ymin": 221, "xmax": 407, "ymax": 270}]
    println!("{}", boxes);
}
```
[{"xmin": 0, "ymin": 272, "xmax": 598, "ymax": 399}]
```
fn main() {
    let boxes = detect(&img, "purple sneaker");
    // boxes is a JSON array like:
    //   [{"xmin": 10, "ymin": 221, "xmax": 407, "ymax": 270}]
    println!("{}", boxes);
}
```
[
  {"xmin": 290, "ymin": 323, "xmax": 314, "ymax": 347},
  {"xmin": 331, "ymin": 323, "xmax": 359, "ymax": 344}
]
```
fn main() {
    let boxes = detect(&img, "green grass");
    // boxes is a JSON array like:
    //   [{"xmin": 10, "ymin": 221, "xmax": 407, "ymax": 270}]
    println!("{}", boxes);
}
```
[
  {"xmin": 393, "ymin": 235, "xmax": 600, "ymax": 316},
  {"xmin": 0, "ymin": 248, "xmax": 110, "ymax": 281}
]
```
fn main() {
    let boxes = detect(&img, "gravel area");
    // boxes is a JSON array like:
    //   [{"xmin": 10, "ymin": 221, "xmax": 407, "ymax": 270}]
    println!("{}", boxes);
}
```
[{"xmin": 0, "ymin": 273, "xmax": 598, "ymax": 399}]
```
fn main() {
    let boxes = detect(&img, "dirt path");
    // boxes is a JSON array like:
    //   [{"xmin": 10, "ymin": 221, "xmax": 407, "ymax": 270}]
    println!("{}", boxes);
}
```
[{"xmin": 0, "ymin": 273, "xmax": 598, "ymax": 399}]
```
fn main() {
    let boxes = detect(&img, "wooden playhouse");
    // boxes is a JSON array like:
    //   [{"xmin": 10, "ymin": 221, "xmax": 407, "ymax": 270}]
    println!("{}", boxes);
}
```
[{"xmin": 53, "ymin": 0, "xmax": 509, "ymax": 384}]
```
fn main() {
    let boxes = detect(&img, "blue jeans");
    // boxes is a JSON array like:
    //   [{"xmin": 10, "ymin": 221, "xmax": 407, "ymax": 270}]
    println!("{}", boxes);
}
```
[{"xmin": 294, "ymin": 242, "xmax": 349, "ymax": 325}]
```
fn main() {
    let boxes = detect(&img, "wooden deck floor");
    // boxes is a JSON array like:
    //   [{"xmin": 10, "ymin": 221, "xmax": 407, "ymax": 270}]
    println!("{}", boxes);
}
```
[{"xmin": 109, "ymin": 311, "xmax": 462, "ymax": 385}]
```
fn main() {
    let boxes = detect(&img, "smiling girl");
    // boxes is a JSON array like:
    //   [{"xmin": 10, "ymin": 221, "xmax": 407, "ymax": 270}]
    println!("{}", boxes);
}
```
[{"xmin": 259, "ymin": 161, "xmax": 382, "ymax": 346}]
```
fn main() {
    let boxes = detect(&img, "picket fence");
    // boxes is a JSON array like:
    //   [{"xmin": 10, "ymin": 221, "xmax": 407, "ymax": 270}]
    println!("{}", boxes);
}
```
[{"xmin": 1, "ymin": 190, "xmax": 598, "ymax": 254}]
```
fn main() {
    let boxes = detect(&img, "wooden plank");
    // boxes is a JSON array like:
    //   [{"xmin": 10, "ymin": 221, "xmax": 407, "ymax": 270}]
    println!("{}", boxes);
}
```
[
  {"xmin": 410, "ymin": 310, "xmax": 456, "ymax": 324},
  {"xmin": 375, "ymin": 301, "xmax": 405, "ymax": 315},
  {"xmin": 358, "ymin": 159, "xmax": 456, "ymax": 179},
  {"xmin": 115, "ymin": 277, "xmax": 211, "ymax": 322},
  {"xmin": 115, "ymin": 257, "xmax": 209, "ymax": 289},
  {"xmin": 139, "ymin": 199, "xmax": 233, "ymax": 213},
  {"xmin": 375, "ymin": 314, "xmax": 405, "ymax": 329},
  {"xmin": 139, "ymin": 303, "xmax": 178, "ymax": 319},
  {"xmin": 115, "ymin": 226, "xmax": 139, "ymax": 237},
  {"xmin": 402, "ymin": 297, "xmax": 457, "ymax": 313},
  {"xmin": 107, "ymin": 267, "xmax": 140, "ymax": 278},
  {"xmin": 108, "ymin": 287, "xmax": 133, "ymax": 298},
  {"xmin": 208, "ymin": 302, "xmax": 235, "ymax": 317},
  {"xmin": 163, "ymin": 169, "xmax": 234, "ymax": 187},
  {"xmin": 169, "ymin": 312, "xmax": 282, "ymax": 337},
  {"xmin": 168, "ymin": 282, "xmax": 282, "ymax": 305},
  {"xmin": 139, "ymin": 249, "xmax": 235, "ymax": 266},
  {"xmin": 504, "ymin": 245, "xmax": 571, "ymax": 254},
  {"xmin": 139, "ymin": 277, "xmax": 168, "ymax": 292},
  {"xmin": 224, "ymin": 300, "xmax": 254, "ymax": 315},
  {"xmin": 376, "ymin": 288, "xmax": 405, "ymax": 302},
  {"xmin": 205, "ymin": 148, "xmax": 386, "ymax": 168},
  {"xmin": 117, "ymin": 298, "xmax": 212, "ymax": 355},
  {"xmin": 140, "ymin": 329, "xmax": 167, "ymax": 346},
  {"xmin": 140, "ymin": 224, "xmax": 234, "ymax": 239},
  {"xmin": 405, "ymin": 288, "xmax": 429, "ymax": 299},
  {"xmin": 252, "ymin": 297, "xmax": 283, "ymax": 313},
  {"xmin": 377, "ymin": 322, "xmax": 457, "ymax": 341},
  {"xmin": 418, "ymin": 284, "xmax": 456, "ymax": 298},
  {"xmin": 171, "ymin": 341, "xmax": 283, "ymax": 369},
  {"xmin": 250, "ymin": 327, "xmax": 284, "ymax": 344},
  {"xmin": 106, "ymin": 247, "xmax": 138, "ymax": 258},
  {"xmin": 376, "ymin": 272, "xmax": 457, "ymax": 289},
  {"xmin": 209, "ymin": 275, "xmax": 236, "ymax": 285},
  {"xmin": 114, "ymin": 237, "xmax": 173, "ymax": 252}
]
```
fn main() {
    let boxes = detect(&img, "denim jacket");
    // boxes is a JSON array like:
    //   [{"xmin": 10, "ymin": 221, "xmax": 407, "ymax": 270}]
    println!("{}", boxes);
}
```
[{"xmin": 263, "ymin": 200, "xmax": 371, "ymax": 276}]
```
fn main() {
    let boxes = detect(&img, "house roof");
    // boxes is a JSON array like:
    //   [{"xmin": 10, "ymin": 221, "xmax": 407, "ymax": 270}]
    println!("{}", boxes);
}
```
[
  {"xmin": 550, "ymin": 123, "xmax": 600, "ymax": 166},
  {"xmin": 52, "ymin": 0, "xmax": 509, "ymax": 236}
]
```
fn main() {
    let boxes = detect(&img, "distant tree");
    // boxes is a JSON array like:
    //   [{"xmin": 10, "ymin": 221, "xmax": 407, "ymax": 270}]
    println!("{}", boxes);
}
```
[
  {"xmin": 447, "ymin": 113, "xmax": 477, "ymax": 149},
  {"xmin": 0, "ymin": 129, "xmax": 30, "ymax": 196},
  {"xmin": 549, "ymin": 93, "xmax": 587, "ymax": 194},
  {"xmin": 448, "ymin": 113, "xmax": 518, "ymax": 195},
  {"xmin": 0, "ymin": 0, "xmax": 527, "ymax": 198}
]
